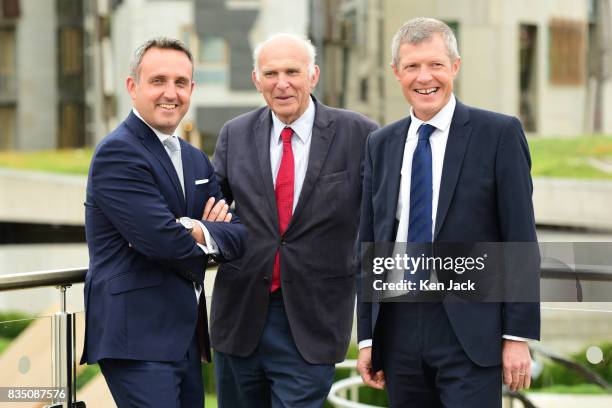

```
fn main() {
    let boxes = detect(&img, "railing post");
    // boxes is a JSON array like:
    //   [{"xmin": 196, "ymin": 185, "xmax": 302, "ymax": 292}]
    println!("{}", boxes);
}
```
[{"xmin": 44, "ymin": 285, "xmax": 86, "ymax": 408}]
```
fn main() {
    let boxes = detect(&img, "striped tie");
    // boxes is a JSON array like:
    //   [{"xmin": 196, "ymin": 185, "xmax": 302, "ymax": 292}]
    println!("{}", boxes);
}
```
[{"xmin": 405, "ymin": 124, "xmax": 436, "ymax": 282}]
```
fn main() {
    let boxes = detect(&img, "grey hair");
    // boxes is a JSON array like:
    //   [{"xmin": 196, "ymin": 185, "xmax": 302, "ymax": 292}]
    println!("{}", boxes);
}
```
[
  {"xmin": 391, "ymin": 17, "xmax": 459, "ymax": 66},
  {"xmin": 252, "ymin": 33, "xmax": 317, "ymax": 80},
  {"xmin": 130, "ymin": 37, "xmax": 194, "ymax": 82}
]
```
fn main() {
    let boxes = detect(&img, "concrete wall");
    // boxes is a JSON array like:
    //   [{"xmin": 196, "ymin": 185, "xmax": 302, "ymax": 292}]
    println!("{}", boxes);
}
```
[
  {"xmin": 533, "ymin": 178, "xmax": 612, "ymax": 230},
  {"xmin": 0, "ymin": 169, "xmax": 85, "ymax": 226},
  {"xmin": 15, "ymin": 0, "xmax": 57, "ymax": 150}
]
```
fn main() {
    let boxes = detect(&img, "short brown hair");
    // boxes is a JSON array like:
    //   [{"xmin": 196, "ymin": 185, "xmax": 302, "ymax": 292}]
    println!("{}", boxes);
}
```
[{"xmin": 130, "ymin": 37, "xmax": 194, "ymax": 82}]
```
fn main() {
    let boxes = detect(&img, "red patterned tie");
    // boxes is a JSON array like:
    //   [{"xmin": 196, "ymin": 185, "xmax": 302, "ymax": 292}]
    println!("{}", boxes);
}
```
[{"xmin": 271, "ymin": 127, "xmax": 294, "ymax": 292}]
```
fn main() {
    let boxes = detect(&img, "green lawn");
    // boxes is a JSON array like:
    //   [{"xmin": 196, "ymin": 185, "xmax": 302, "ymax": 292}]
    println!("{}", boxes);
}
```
[
  {"xmin": 205, "ymin": 394, "xmax": 217, "ymax": 407},
  {"xmin": 1, "ymin": 135, "xmax": 612, "ymax": 179},
  {"xmin": 527, "ymin": 134, "xmax": 612, "ymax": 179},
  {"xmin": 0, "ymin": 148, "xmax": 93, "ymax": 175},
  {"xmin": 529, "ymin": 384, "xmax": 609, "ymax": 394},
  {"xmin": 0, "ymin": 336, "xmax": 11, "ymax": 355}
]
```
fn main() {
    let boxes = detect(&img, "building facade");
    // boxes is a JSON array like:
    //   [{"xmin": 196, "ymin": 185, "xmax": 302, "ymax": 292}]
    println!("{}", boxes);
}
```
[{"xmin": 321, "ymin": 0, "xmax": 612, "ymax": 136}]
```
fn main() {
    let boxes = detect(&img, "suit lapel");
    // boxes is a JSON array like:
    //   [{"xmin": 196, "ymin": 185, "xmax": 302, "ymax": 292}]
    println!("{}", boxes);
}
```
[
  {"xmin": 434, "ymin": 101, "xmax": 471, "ymax": 239},
  {"xmin": 286, "ymin": 101, "xmax": 335, "ymax": 233},
  {"xmin": 253, "ymin": 109, "xmax": 279, "ymax": 225},
  {"xmin": 383, "ymin": 118, "xmax": 411, "ymax": 241},
  {"xmin": 181, "ymin": 140, "xmax": 195, "ymax": 216},
  {"xmin": 126, "ymin": 112, "xmax": 186, "ymax": 213}
]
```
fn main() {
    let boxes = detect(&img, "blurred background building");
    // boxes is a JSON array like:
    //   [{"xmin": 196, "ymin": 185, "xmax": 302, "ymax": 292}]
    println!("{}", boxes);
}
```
[
  {"xmin": 319, "ymin": 0, "xmax": 612, "ymax": 135},
  {"xmin": 1, "ymin": 0, "xmax": 611, "ymax": 151}
]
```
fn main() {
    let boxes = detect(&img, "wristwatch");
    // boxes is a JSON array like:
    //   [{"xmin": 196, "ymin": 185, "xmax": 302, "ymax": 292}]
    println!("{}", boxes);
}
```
[{"xmin": 178, "ymin": 216, "xmax": 194, "ymax": 232}]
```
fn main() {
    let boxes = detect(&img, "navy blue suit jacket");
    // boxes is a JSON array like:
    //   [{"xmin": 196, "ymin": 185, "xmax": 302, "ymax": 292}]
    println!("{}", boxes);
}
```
[
  {"xmin": 358, "ymin": 101, "xmax": 540, "ymax": 367},
  {"xmin": 81, "ymin": 112, "xmax": 245, "ymax": 364}
]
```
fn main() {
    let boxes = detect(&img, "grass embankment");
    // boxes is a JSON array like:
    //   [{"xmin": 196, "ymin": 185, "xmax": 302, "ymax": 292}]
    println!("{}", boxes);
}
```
[
  {"xmin": 1, "ymin": 136, "xmax": 612, "ymax": 179},
  {"xmin": 528, "ymin": 135, "xmax": 612, "ymax": 179},
  {"xmin": 0, "ymin": 149, "xmax": 92, "ymax": 175}
]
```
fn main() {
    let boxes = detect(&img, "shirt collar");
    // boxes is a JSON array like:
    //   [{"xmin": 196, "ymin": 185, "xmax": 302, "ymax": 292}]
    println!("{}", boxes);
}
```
[
  {"xmin": 132, "ymin": 108, "xmax": 176, "ymax": 144},
  {"xmin": 271, "ymin": 96, "xmax": 315, "ymax": 144},
  {"xmin": 409, "ymin": 93, "xmax": 456, "ymax": 135}
]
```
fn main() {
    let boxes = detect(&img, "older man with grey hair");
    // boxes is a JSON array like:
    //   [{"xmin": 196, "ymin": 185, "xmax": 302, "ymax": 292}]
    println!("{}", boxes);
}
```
[
  {"xmin": 210, "ymin": 32, "xmax": 378, "ymax": 407},
  {"xmin": 356, "ymin": 17, "xmax": 540, "ymax": 407}
]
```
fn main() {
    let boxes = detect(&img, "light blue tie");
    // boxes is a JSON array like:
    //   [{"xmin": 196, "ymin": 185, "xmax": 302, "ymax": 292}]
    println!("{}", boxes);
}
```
[{"xmin": 163, "ymin": 136, "xmax": 185, "ymax": 197}]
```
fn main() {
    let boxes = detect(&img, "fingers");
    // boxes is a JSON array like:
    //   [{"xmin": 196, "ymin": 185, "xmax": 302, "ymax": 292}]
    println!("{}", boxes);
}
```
[
  {"xmin": 502, "ymin": 340, "xmax": 532, "ymax": 392},
  {"xmin": 224, "ymin": 212, "xmax": 232, "ymax": 222},
  {"xmin": 215, "ymin": 202, "xmax": 229, "ymax": 222},
  {"xmin": 503, "ymin": 366, "xmax": 513, "ymax": 389},
  {"xmin": 202, "ymin": 197, "xmax": 215, "ymax": 219},
  {"xmin": 356, "ymin": 348, "xmax": 385, "ymax": 390},
  {"xmin": 371, "ymin": 370, "xmax": 386, "ymax": 389},
  {"xmin": 524, "ymin": 370, "xmax": 531, "ymax": 389},
  {"xmin": 504, "ymin": 367, "xmax": 530, "ymax": 392},
  {"xmin": 357, "ymin": 366, "xmax": 385, "ymax": 389},
  {"xmin": 204, "ymin": 199, "xmax": 228, "ymax": 222}
]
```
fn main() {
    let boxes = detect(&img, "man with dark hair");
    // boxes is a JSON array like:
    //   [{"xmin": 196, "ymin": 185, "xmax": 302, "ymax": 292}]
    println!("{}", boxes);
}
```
[
  {"xmin": 81, "ymin": 37, "xmax": 245, "ymax": 407},
  {"xmin": 356, "ymin": 18, "xmax": 540, "ymax": 407}
]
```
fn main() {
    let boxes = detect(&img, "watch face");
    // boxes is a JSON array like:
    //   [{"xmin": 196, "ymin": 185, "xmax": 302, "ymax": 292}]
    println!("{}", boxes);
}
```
[{"xmin": 180, "ymin": 217, "xmax": 193, "ymax": 230}]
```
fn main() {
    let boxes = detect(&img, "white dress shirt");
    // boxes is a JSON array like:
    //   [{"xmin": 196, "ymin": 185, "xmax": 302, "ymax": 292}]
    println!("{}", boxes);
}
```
[
  {"xmin": 358, "ymin": 95, "xmax": 529, "ymax": 349},
  {"xmin": 269, "ymin": 97, "xmax": 315, "ymax": 211},
  {"xmin": 133, "ymin": 109, "xmax": 217, "ymax": 300}
]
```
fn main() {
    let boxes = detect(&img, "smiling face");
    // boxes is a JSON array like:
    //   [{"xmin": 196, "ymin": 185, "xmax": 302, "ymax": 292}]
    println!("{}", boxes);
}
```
[
  {"xmin": 392, "ymin": 33, "xmax": 460, "ymax": 121},
  {"xmin": 126, "ymin": 47, "xmax": 194, "ymax": 134},
  {"xmin": 252, "ymin": 37, "xmax": 319, "ymax": 124}
]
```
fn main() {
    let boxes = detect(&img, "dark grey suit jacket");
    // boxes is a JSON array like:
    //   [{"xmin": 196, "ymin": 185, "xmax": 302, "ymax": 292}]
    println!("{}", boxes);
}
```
[{"xmin": 211, "ymin": 97, "xmax": 378, "ymax": 364}]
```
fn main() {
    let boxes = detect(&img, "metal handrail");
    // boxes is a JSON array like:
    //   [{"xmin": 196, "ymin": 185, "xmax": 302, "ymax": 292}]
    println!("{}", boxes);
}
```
[
  {"xmin": 0, "ymin": 260, "xmax": 220, "ymax": 292},
  {"xmin": 0, "ymin": 267, "xmax": 87, "ymax": 292},
  {"xmin": 1, "ymin": 263, "xmax": 610, "ymax": 293}
]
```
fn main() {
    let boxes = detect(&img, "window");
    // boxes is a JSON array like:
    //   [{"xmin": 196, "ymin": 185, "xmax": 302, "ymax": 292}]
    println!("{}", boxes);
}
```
[
  {"xmin": 549, "ymin": 19, "xmax": 586, "ymax": 85},
  {"xmin": 199, "ymin": 37, "xmax": 227, "ymax": 64},
  {"xmin": 182, "ymin": 26, "xmax": 228, "ymax": 85},
  {"xmin": 1, "ymin": 0, "xmax": 20, "ymax": 18},
  {"xmin": 58, "ymin": 102, "xmax": 84, "ymax": 148},
  {"xmin": 0, "ymin": 106, "xmax": 16, "ymax": 150},
  {"xmin": 0, "ymin": 27, "xmax": 16, "ymax": 97},
  {"xmin": 60, "ymin": 27, "xmax": 83, "ymax": 76}
]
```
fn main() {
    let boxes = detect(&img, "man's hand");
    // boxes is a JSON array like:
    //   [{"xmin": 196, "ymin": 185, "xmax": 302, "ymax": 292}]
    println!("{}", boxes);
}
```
[
  {"xmin": 190, "ymin": 221, "xmax": 205, "ymax": 245},
  {"xmin": 202, "ymin": 197, "xmax": 232, "ymax": 222},
  {"xmin": 502, "ymin": 339, "xmax": 532, "ymax": 392},
  {"xmin": 356, "ymin": 347, "xmax": 385, "ymax": 389}
]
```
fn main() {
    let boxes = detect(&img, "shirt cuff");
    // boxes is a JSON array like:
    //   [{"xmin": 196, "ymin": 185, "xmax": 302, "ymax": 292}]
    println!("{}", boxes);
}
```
[
  {"xmin": 358, "ymin": 339, "xmax": 373, "ymax": 349},
  {"xmin": 195, "ymin": 221, "xmax": 219, "ymax": 255},
  {"xmin": 503, "ymin": 334, "xmax": 535, "ymax": 342}
]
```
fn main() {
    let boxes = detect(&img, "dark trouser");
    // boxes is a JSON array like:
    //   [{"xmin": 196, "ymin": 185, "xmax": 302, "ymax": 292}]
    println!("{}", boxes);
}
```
[
  {"xmin": 99, "ymin": 332, "xmax": 203, "ymax": 408},
  {"xmin": 378, "ymin": 302, "xmax": 501, "ymax": 408},
  {"xmin": 215, "ymin": 293, "xmax": 335, "ymax": 408}
]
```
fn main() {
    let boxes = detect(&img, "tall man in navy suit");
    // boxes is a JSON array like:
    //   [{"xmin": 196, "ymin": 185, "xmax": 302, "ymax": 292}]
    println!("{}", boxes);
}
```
[
  {"xmin": 211, "ymin": 33, "xmax": 378, "ymax": 407},
  {"xmin": 81, "ymin": 38, "xmax": 245, "ymax": 407},
  {"xmin": 356, "ymin": 18, "xmax": 540, "ymax": 407}
]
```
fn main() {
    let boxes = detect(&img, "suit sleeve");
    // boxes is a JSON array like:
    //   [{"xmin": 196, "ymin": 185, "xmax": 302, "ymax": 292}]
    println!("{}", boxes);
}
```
[
  {"xmin": 357, "ymin": 133, "xmax": 375, "ymax": 343},
  {"xmin": 197, "ymin": 148, "xmax": 245, "ymax": 263},
  {"xmin": 90, "ymin": 138, "xmax": 207, "ymax": 282},
  {"xmin": 495, "ymin": 117, "xmax": 541, "ymax": 340},
  {"xmin": 212, "ymin": 123, "xmax": 234, "ymax": 205}
]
